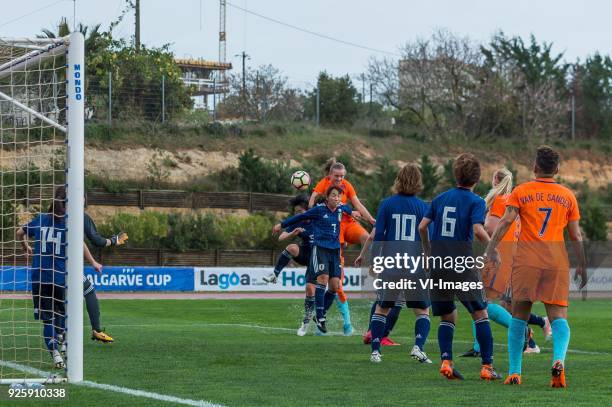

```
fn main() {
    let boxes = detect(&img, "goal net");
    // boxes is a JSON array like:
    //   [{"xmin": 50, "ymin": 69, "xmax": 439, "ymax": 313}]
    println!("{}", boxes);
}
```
[{"xmin": 0, "ymin": 33, "xmax": 84, "ymax": 384}]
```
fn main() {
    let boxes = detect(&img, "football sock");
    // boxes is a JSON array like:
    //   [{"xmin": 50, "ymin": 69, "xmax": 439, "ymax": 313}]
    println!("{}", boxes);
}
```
[
  {"xmin": 370, "ymin": 313, "xmax": 387, "ymax": 353},
  {"xmin": 551, "ymin": 318, "xmax": 570, "ymax": 364},
  {"xmin": 315, "ymin": 284, "xmax": 326, "ymax": 320},
  {"xmin": 414, "ymin": 314, "xmax": 430, "ymax": 351},
  {"xmin": 335, "ymin": 296, "xmax": 351, "ymax": 325},
  {"xmin": 528, "ymin": 313, "xmax": 546, "ymax": 328},
  {"xmin": 488, "ymin": 303, "xmax": 511, "ymax": 328},
  {"xmin": 85, "ymin": 288, "xmax": 101, "ymax": 332},
  {"xmin": 323, "ymin": 290, "xmax": 336, "ymax": 314},
  {"xmin": 304, "ymin": 295, "xmax": 315, "ymax": 324},
  {"xmin": 508, "ymin": 317, "xmax": 527, "ymax": 374},
  {"xmin": 368, "ymin": 302, "xmax": 377, "ymax": 331},
  {"xmin": 471, "ymin": 320, "xmax": 481, "ymax": 353},
  {"xmin": 274, "ymin": 250, "xmax": 293, "ymax": 276},
  {"xmin": 438, "ymin": 321, "xmax": 455, "ymax": 361},
  {"xmin": 43, "ymin": 321, "xmax": 57, "ymax": 351},
  {"xmin": 528, "ymin": 337, "xmax": 537, "ymax": 348},
  {"xmin": 474, "ymin": 317, "xmax": 494, "ymax": 365},
  {"xmin": 383, "ymin": 305, "xmax": 401, "ymax": 337}
]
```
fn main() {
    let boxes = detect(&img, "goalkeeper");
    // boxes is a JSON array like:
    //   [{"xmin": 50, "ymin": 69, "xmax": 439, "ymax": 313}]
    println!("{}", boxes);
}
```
[{"xmin": 83, "ymin": 212, "xmax": 128, "ymax": 343}]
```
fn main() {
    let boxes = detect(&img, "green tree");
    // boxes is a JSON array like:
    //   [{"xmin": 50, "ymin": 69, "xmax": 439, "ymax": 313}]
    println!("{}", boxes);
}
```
[
  {"xmin": 305, "ymin": 72, "xmax": 360, "ymax": 126},
  {"xmin": 420, "ymin": 155, "xmax": 440, "ymax": 199},
  {"xmin": 572, "ymin": 54, "xmax": 612, "ymax": 139}
]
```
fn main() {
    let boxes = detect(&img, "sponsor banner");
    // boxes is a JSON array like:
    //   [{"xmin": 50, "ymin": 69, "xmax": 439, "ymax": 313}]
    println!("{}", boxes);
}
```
[
  {"xmin": 0, "ymin": 266, "xmax": 194, "ymax": 292},
  {"xmin": 0, "ymin": 266, "xmax": 30, "ymax": 291},
  {"xmin": 194, "ymin": 267, "xmax": 364, "ymax": 292},
  {"xmin": 570, "ymin": 268, "xmax": 612, "ymax": 292},
  {"xmin": 84, "ymin": 267, "xmax": 194, "ymax": 291}
]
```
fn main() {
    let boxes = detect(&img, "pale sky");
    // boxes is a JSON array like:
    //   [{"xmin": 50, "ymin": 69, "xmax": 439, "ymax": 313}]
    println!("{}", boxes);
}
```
[{"xmin": 2, "ymin": 0, "xmax": 610, "ymax": 88}]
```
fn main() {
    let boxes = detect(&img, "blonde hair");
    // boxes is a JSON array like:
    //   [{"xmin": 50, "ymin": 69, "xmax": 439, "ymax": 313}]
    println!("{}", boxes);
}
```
[
  {"xmin": 393, "ymin": 163, "xmax": 422, "ymax": 195},
  {"xmin": 484, "ymin": 168, "xmax": 513, "ymax": 209}
]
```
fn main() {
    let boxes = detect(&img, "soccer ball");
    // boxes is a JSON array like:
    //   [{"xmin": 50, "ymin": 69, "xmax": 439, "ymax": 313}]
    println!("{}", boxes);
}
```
[{"xmin": 291, "ymin": 170, "xmax": 311, "ymax": 191}]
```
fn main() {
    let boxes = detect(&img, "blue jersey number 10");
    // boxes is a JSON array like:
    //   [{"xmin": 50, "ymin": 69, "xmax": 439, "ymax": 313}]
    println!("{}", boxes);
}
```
[{"xmin": 391, "ymin": 214, "xmax": 416, "ymax": 241}]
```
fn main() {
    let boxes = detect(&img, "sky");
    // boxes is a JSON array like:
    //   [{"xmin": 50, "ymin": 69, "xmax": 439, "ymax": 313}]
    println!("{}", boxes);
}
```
[{"xmin": 1, "ymin": 0, "xmax": 610, "ymax": 89}]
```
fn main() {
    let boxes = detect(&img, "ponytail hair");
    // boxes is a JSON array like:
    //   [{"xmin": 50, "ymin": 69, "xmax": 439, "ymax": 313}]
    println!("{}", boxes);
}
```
[
  {"xmin": 47, "ymin": 185, "xmax": 67, "ymax": 223},
  {"xmin": 484, "ymin": 168, "xmax": 513, "ymax": 209},
  {"xmin": 323, "ymin": 157, "xmax": 337, "ymax": 176}
]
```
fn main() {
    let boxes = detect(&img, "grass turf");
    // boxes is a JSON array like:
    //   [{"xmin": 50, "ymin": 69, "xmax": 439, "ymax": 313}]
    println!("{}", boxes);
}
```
[{"xmin": 2, "ymin": 298, "xmax": 612, "ymax": 406}]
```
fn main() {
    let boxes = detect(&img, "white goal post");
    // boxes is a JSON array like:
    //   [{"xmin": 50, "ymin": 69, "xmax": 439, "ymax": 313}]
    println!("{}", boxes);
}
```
[{"xmin": 0, "ymin": 33, "xmax": 84, "ymax": 384}]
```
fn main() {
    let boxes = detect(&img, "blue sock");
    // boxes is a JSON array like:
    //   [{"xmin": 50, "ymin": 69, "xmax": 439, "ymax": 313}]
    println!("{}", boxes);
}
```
[
  {"xmin": 508, "ymin": 317, "xmax": 527, "ymax": 375},
  {"xmin": 488, "ymin": 303, "xmax": 511, "ymax": 328},
  {"xmin": 335, "ymin": 297, "xmax": 351, "ymax": 325},
  {"xmin": 315, "ymin": 284, "xmax": 326, "ymax": 320},
  {"xmin": 43, "ymin": 321, "xmax": 57, "ymax": 351},
  {"xmin": 368, "ymin": 302, "xmax": 377, "ymax": 331},
  {"xmin": 370, "ymin": 313, "xmax": 386, "ymax": 353},
  {"xmin": 474, "ymin": 318, "xmax": 494, "ymax": 365},
  {"xmin": 528, "ymin": 337, "xmax": 537, "ymax": 348},
  {"xmin": 323, "ymin": 291, "xmax": 336, "ymax": 314},
  {"xmin": 528, "ymin": 313, "xmax": 546, "ymax": 328},
  {"xmin": 414, "ymin": 314, "xmax": 430, "ymax": 351},
  {"xmin": 551, "ymin": 318, "xmax": 570, "ymax": 364},
  {"xmin": 471, "ymin": 320, "xmax": 481, "ymax": 353},
  {"xmin": 274, "ymin": 250, "xmax": 293, "ymax": 276},
  {"xmin": 383, "ymin": 305, "xmax": 401, "ymax": 337},
  {"xmin": 438, "ymin": 321, "xmax": 455, "ymax": 361}
]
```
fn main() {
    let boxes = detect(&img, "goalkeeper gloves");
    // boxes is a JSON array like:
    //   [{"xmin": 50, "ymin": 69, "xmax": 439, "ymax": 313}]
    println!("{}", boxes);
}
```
[{"xmin": 110, "ymin": 232, "xmax": 128, "ymax": 246}]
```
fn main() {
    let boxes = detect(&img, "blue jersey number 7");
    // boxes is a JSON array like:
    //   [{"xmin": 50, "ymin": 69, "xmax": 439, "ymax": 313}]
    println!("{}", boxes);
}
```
[{"xmin": 537, "ymin": 207, "xmax": 552, "ymax": 237}]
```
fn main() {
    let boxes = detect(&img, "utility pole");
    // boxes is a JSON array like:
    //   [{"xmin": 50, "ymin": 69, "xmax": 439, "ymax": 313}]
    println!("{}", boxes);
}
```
[
  {"xmin": 361, "ymin": 73, "xmax": 365, "ymax": 103},
  {"xmin": 135, "ymin": 0, "xmax": 141, "ymax": 51},
  {"xmin": 571, "ymin": 91, "xmax": 576, "ymax": 140},
  {"xmin": 316, "ymin": 84, "xmax": 320, "ymax": 126},
  {"xmin": 237, "ymin": 51, "xmax": 249, "ymax": 121}
]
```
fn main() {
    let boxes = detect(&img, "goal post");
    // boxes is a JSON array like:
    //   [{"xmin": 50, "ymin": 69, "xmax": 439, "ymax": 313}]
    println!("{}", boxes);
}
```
[
  {"xmin": 66, "ymin": 31, "xmax": 85, "ymax": 384},
  {"xmin": 0, "ymin": 32, "xmax": 84, "ymax": 384}
]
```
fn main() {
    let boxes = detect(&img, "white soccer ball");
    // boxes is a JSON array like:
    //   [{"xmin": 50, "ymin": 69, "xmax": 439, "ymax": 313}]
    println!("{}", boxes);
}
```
[{"xmin": 291, "ymin": 170, "xmax": 311, "ymax": 191}]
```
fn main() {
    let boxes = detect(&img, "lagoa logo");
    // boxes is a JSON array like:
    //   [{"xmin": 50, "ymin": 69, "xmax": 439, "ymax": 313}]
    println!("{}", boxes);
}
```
[{"xmin": 200, "ymin": 271, "xmax": 250, "ymax": 289}]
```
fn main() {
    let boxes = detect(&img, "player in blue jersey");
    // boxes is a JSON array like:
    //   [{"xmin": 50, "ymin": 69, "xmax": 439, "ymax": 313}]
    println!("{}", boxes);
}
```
[
  {"xmin": 263, "ymin": 194, "xmax": 317, "ymax": 336},
  {"xmin": 273, "ymin": 185, "xmax": 360, "ymax": 333},
  {"xmin": 418, "ymin": 153, "xmax": 501, "ymax": 381},
  {"xmin": 355, "ymin": 163, "xmax": 433, "ymax": 363},
  {"xmin": 16, "ymin": 186, "xmax": 104, "ymax": 368}
]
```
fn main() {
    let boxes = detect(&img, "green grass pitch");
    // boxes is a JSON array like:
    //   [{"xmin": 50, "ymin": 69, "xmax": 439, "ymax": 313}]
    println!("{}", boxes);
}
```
[{"xmin": 3, "ymin": 298, "xmax": 612, "ymax": 406}]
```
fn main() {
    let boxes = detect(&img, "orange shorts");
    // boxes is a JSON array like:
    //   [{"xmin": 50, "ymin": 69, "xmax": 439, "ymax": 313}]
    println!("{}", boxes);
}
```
[
  {"xmin": 511, "ymin": 265, "xmax": 569, "ymax": 307},
  {"xmin": 340, "ymin": 221, "xmax": 367, "ymax": 245}
]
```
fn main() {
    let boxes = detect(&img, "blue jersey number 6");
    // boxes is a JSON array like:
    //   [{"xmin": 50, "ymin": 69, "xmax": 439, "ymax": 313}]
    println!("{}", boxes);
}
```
[{"xmin": 537, "ymin": 207, "xmax": 552, "ymax": 237}]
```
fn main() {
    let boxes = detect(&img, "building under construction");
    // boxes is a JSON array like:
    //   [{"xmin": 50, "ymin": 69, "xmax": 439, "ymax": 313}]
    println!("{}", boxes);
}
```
[{"xmin": 175, "ymin": 58, "xmax": 232, "ymax": 110}]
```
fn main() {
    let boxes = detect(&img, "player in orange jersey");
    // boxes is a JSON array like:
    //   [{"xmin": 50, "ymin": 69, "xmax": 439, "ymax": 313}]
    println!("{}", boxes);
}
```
[
  {"xmin": 486, "ymin": 146, "xmax": 587, "ymax": 388},
  {"xmin": 309, "ymin": 158, "xmax": 376, "ymax": 335},
  {"xmin": 463, "ymin": 168, "xmax": 549, "ymax": 357}
]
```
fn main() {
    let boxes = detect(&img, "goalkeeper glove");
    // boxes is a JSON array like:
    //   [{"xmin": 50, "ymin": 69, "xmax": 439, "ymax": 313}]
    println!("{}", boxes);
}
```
[{"xmin": 110, "ymin": 232, "xmax": 128, "ymax": 246}]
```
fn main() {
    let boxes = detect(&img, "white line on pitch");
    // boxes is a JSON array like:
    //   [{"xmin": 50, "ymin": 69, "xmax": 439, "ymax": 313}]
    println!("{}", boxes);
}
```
[
  {"xmin": 108, "ymin": 321, "xmax": 611, "ymax": 355},
  {"xmin": 0, "ymin": 360, "xmax": 225, "ymax": 407}
]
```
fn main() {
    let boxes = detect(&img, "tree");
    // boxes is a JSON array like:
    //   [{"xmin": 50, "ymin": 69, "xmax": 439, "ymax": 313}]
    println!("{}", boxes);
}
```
[
  {"xmin": 571, "ymin": 54, "xmax": 612, "ymax": 139},
  {"xmin": 217, "ymin": 64, "xmax": 304, "ymax": 121},
  {"xmin": 304, "ymin": 72, "xmax": 360, "ymax": 126},
  {"xmin": 420, "ymin": 155, "xmax": 440, "ymax": 199}
]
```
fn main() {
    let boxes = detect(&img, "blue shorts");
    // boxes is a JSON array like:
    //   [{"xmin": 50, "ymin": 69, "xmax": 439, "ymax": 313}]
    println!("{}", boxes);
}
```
[
  {"xmin": 431, "ymin": 300, "xmax": 488, "ymax": 317},
  {"xmin": 378, "ymin": 299, "xmax": 430, "ymax": 310},
  {"xmin": 32, "ymin": 282, "xmax": 65, "ymax": 321},
  {"xmin": 293, "ymin": 245, "xmax": 312, "ymax": 267},
  {"xmin": 306, "ymin": 246, "xmax": 341, "ymax": 284}
]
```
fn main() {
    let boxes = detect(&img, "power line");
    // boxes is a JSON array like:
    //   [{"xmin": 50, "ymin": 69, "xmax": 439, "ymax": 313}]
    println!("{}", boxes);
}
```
[
  {"xmin": 0, "ymin": 0, "xmax": 69, "ymax": 30},
  {"xmin": 226, "ymin": 1, "xmax": 400, "ymax": 57}
]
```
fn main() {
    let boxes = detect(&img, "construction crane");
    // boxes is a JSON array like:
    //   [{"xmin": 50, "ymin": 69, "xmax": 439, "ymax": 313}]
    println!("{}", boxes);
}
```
[{"xmin": 219, "ymin": 0, "xmax": 227, "ymax": 94}]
